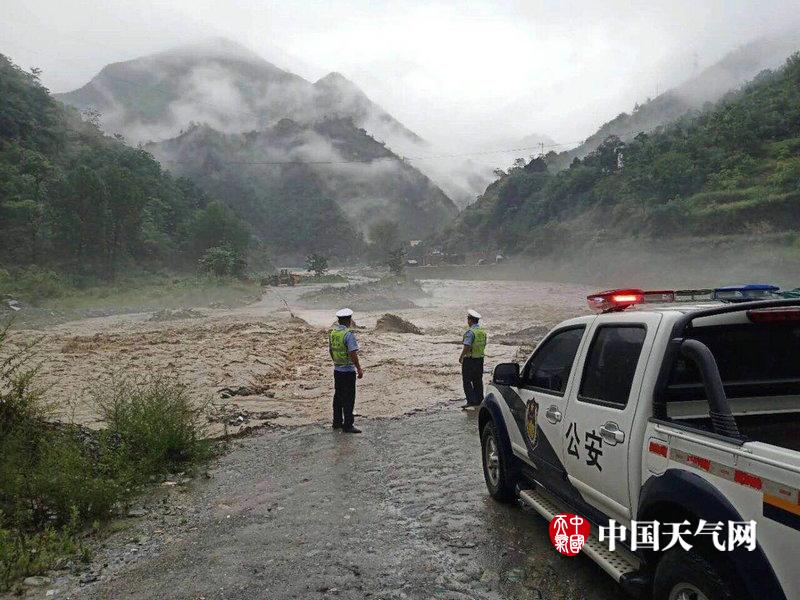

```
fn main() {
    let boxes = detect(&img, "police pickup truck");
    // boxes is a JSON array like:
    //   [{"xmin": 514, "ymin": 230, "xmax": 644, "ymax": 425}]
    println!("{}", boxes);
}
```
[{"xmin": 478, "ymin": 285, "xmax": 800, "ymax": 600}]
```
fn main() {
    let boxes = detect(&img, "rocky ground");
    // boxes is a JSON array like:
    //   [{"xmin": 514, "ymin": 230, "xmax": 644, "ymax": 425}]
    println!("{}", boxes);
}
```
[{"xmin": 18, "ymin": 408, "xmax": 620, "ymax": 600}]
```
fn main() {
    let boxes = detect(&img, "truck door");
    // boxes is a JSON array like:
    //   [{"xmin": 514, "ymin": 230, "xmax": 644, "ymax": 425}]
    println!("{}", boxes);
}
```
[
  {"xmin": 513, "ymin": 325, "xmax": 588, "ymax": 495},
  {"xmin": 561, "ymin": 313, "xmax": 661, "ymax": 525}
]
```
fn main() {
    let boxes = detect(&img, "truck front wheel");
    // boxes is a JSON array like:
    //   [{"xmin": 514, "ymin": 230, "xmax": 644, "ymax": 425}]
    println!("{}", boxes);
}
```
[
  {"xmin": 653, "ymin": 548, "xmax": 736, "ymax": 600},
  {"xmin": 481, "ymin": 420, "xmax": 516, "ymax": 502}
]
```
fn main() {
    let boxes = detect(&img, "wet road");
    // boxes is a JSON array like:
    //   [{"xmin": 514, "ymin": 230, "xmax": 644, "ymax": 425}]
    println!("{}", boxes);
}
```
[{"xmin": 77, "ymin": 407, "xmax": 620, "ymax": 600}]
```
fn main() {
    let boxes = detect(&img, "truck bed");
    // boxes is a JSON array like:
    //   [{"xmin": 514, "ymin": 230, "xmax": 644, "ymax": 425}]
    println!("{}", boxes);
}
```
[{"xmin": 675, "ymin": 412, "xmax": 800, "ymax": 452}]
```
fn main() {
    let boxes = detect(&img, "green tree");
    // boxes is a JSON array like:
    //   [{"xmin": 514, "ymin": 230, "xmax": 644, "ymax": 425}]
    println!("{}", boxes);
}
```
[
  {"xmin": 387, "ymin": 247, "xmax": 405, "ymax": 276},
  {"xmin": 368, "ymin": 219, "xmax": 401, "ymax": 262},
  {"xmin": 305, "ymin": 253, "xmax": 329, "ymax": 277},
  {"xmin": 198, "ymin": 246, "xmax": 246, "ymax": 278},
  {"xmin": 182, "ymin": 202, "xmax": 250, "ymax": 259},
  {"xmin": 0, "ymin": 53, "xmax": 252, "ymax": 281}
]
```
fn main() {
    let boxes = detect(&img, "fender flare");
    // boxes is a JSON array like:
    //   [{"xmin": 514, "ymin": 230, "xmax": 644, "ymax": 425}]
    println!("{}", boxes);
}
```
[
  {"xmin": 479, "ymin": 394, "xmax": 516, "ymax": 473},
  {"xmin": 638, "ymin": 469, "xmax": 786, "ymax": 600}
]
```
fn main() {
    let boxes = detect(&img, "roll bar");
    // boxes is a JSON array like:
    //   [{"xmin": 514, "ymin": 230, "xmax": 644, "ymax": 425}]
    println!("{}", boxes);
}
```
[
  {"xmin": 679, "ymin": 339, "xmax": 740, "ymax": 437},
  {"xmin": 652, "ymin": 298, "xmax": 800, "ymax": 436}
]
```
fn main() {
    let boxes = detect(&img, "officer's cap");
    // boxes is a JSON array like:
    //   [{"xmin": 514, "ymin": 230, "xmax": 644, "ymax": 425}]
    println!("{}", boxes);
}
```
[
  {"xmin": 467, "ymin": 309, "xmax": 481, "ymax": 320},
  {"xmin": 336, "ymin": 308, "xmax": 354, "ymax": 318}
]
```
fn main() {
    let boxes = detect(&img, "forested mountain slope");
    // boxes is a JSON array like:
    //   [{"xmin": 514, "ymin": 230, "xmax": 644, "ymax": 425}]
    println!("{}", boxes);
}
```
[
  {"xmin": 147, "ymin": 118, "xmax": 456, "ymax": 250},
  {"xmin": 439, "ymin": 53, "xmax": 800, "ymax": 257},
  {"xmin": 56, "ymin": 38, "xmax": 457, "ymax": 245},
  {"xmin": 0, "ymin": 53, "xmax": 248, "ymax": 280},
  {"xmin": 548, "ymin": 32, "xmax": 800, "ymax": 171}
]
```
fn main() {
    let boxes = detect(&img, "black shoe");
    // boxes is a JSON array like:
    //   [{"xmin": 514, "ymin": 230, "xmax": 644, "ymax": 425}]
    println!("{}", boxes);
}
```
[
  {"xmin": 332, "ymin": 422, "xmax": 342, "ymax": 430},
  {"xmin": 342, "ymin": 425, "xmax": 362, "ymax": 433},
  {"xmin": 461, "ymin": 402, "xmax": 480, "ymax": 410}
]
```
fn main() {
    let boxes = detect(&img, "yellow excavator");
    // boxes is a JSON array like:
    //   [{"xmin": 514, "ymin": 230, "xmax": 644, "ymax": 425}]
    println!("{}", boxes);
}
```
[{"xmin": 265, "ymin": 269, "xmax": 301, "ymax": 286}]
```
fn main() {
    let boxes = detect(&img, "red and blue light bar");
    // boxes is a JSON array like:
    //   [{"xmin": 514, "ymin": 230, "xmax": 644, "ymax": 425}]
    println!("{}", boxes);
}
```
[{"xmin": 587, "ymin": 284, "xmax": 782, "ymax": 312}]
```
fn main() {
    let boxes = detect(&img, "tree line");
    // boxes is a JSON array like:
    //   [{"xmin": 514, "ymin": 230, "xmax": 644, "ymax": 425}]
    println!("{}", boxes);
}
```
[
  {"xmin": 0, "ymin": 54, "xmax": 250, "ymax": 287},
  {"xmin": 441, "ymin": 53, "xmax": 800, "ymax": 256}
]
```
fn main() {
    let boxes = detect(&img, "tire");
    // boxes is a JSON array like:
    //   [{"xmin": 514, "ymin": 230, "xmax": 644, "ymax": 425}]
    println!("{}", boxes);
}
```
[
  {"xmin": 653, "ymin": 548, "xmax": 736, "ymax": 600},
  {"xmin": 481, "ymin": 420, "xmax": 516, "ymax": 502}
]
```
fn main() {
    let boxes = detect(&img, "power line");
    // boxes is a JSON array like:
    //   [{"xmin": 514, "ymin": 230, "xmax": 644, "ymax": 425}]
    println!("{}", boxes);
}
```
[{"xmin": 158, "ymin": 140, "xmax": 584, "ymax": 166}]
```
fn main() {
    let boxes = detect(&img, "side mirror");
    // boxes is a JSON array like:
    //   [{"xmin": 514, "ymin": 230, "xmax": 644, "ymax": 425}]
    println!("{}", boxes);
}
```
[{"xmin": 493, "ymin": 362, "xmax": 520, "ymax": 387}]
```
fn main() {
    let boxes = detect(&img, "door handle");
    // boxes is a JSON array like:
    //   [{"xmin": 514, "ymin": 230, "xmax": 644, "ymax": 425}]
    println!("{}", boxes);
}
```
[
  {"xmin": 599, "ymin": 422, "xmax": 625, "ymax": 445},
  {"xmin": 545, "ymin": 405, "xmax": 562, "ymax": 424}
]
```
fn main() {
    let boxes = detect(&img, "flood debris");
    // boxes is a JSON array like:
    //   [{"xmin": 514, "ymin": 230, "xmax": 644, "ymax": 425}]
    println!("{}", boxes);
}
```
[
  {"xmin": 4, "ymin": 297, "xmax": 23, "ymax": 312},
  {"xmin": 210, "ymin": 403, "xmax": 283, "ymax": 428},
  {"xmin": 148, "ymin": 308, "xmax": 205, "ymax": 322},
  {"xmin": 218, "ymin": 385, "xmax": 255, "ymax": 398},
  {"xmin": 375, "ymin": 313, "xmax": 423, "ymax": 334},
  {"xmin": 298, "ymin": 276, "xmax": 426, "ymax": 310},
  {"xmin": 494, "ymin": 325, "xmax": 550, "ymax": 346}
]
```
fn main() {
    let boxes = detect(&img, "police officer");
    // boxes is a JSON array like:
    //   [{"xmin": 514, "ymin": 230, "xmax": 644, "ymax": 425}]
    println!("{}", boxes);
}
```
[
  {"xmin": 460, "ymin": 309, "xmax": 487, "ymax": 409},
  {"xmin": 329, "ymin": 308, "xmax": 364, "ymax": 433}
]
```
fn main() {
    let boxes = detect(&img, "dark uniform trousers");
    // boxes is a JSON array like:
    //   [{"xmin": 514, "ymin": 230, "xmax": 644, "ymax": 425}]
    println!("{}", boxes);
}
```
[
  {"xmin": 462, "ymin": 357, "xmax": 485, "ymax": 405},
  {"xmin": 333, "ymin": 370, "xmax": 357, "ymax": 427}
]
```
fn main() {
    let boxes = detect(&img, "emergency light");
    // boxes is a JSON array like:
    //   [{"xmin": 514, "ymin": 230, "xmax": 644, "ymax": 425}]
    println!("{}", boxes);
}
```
[
  {"xmin": 587, "ymin": 284, "xmax": 782, "ymax": 312},
  {"xmin": 586, "ymin": 289, "xmax": 644, "ymax": 312},
  {"xmin": 712, "ymin": 284, "xmax": 780, "ymax": 302}
]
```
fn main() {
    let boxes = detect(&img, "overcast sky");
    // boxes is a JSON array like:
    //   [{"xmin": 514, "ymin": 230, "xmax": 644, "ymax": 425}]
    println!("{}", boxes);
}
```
[{"xmin": 4, "ymin": 0, "xmax": 800, "ymax": 151}]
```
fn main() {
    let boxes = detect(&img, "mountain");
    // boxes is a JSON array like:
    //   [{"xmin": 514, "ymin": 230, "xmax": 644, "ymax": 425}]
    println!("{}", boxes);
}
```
[
  {"xmin": 438, "ymin": 52, "xmax": 800, "ymax": 260},
  {"xmin": 312, "ymin": 71, "xmax": 423, "ymax": 147},
  {"xmin": 146, "ymin": 118, "xmax": 456, "ymax": 251},
  {"xmin": 548, "ymin": 32, "xmax": 800, "ymax": 170},
  {"xmin": 56, "ymin": 38, "xmax": 424, "ymax": 150},
  {"xmin": 56, "ymin": 38, "xmax": 457, "ymax": 247},
  {"xmin": 0, "ymin": 52, "xmax": 249, "ymax": 281}
]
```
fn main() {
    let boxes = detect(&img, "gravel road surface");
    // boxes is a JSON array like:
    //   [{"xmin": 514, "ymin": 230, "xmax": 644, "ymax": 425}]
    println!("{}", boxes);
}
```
[{"xmin": 65, "ymin": 407, "xmax": 620, "ymax": 600}]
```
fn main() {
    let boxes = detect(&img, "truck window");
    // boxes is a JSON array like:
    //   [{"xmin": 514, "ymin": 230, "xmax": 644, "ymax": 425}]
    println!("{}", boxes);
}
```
[
  {"xmin": 666, "ymin": 322, "xmax": 800, "ymax": 401},
  {"xmin": 579, "ymin": 325, "xmax": 646, "ymax": 408},
  {"xmin": 521, "ymin": 326, "xmax": 585, "ymax": 394}
]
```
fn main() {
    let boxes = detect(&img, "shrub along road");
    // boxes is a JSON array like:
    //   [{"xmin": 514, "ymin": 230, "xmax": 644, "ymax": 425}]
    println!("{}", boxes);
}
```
[{"xmin": 59, "ymin": 408, "xmax": 619, "ymax": 600}]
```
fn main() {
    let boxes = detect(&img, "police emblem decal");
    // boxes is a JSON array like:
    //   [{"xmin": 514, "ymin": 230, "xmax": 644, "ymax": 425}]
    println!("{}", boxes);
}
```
[{"xmin": 525, "ymin": 399, "xmax": 538, "ymax": 448}]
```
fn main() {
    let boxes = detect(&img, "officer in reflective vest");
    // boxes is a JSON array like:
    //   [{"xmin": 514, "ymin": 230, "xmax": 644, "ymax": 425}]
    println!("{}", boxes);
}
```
[
  {"xmin": 329, "ymin": 308, "xmax": 364, "ymax": 433},
  {"xmin": 459, "ymin": 309, "xmax": 486, "ymax": 409}
]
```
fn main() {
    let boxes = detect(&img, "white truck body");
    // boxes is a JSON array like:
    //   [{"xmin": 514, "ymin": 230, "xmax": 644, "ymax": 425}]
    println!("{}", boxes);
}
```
[{"xmin": 479, "ymin": 299, "xmax": 800, "ymax": 600}]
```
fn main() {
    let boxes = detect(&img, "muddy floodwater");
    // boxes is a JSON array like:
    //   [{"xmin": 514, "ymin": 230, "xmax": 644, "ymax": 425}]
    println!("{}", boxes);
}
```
[{"xmin": 5, "ymin": 279, "xmax": 592, "ymax": 433}]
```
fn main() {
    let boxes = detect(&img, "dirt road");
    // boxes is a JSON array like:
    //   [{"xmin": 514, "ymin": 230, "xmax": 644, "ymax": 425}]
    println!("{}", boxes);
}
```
[{"xmin": 59, "ymin": 408, "xmax": 620, "ymax": 600}]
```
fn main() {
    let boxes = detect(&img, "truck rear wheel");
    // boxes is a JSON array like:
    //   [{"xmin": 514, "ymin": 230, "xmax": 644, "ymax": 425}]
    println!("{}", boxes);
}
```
[
  {"xmin": 653, "ymin": 548, "xmax": 736, "ymax": 600},
  {"xmin": 481, "ymin": 420, "xmax": 516, "ymax": 502}
]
